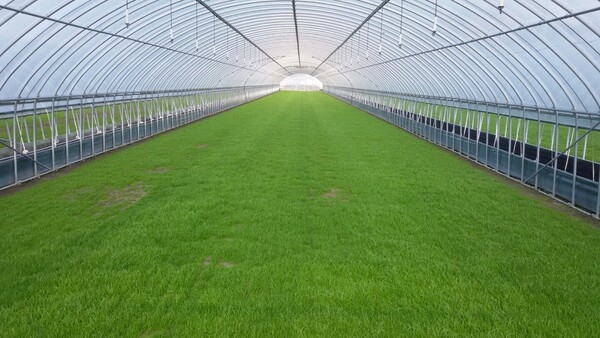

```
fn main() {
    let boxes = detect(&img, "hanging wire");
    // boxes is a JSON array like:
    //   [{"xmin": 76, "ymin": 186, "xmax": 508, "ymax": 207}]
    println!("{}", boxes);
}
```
[
  {"xmin": 226, "ymin": 26, "xmax": 229, "ymax": 59},
  {"xmin": 593, "ymin": 130, "xmax": 596, "ymax": 181},
  {"xmin": 345, "ymin": 40, "xmax": 348, "ymax": 68},
  {"xmin": 169, "ymin": 0, "xmax": 173, "ymax": 42},
  {"xmin": 125, "ymin": 0, "xmax": 130, "ymax": 28},
  {"xmin": 355, "ymin": 33, "xmax": 358, "ymax": 63},
  {"xmin": 379, "ymin": 6, "xmax": 384, "ymax": 55},
  {"xmin": 398, "ymin": 0, "xmax": 404, "ymax": 47},
  {"xmin": 350, "ymin": 36, "xmax": 353, "ymax": 65},
  {"xmin": 366, "ymin": 20, "xmax": 370, "ymax": 59},
  {"xmin": 235, "ymin": 33, "xmax": 239, "ymax": 62},
  {"xmin": 195, "ymin": 1, "xmax": 199, "ymax": 51},
  {"xmin": 357, "ymin": 28, "xmax": 361, "ymax": 63},
  {"xmin": 344, "ymin": 44, "xmax": 348, "ymax": 68},
  {"xmin": 212, "ymin": 15, "xmax": 216, "ymax": 56},
  {"xmin": 346, "ymin": 42, "xmax": 349, "ymax": 67},
  {"xmin": 432, "ymin": 0, "xmax": 439, "ymax": 36}
]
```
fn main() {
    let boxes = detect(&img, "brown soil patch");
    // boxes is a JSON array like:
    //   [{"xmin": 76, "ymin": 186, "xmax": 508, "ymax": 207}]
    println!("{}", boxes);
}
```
[
  {"xmin": 220, "ymin": 261, "xmax": 236, "ymax": 268},
  {"xmin": 148, "ymin": 167, "xmax": 170, "ymax": 174},
  {"xmin": 99, "ymin": 182, "xmax": 146, "ymax": 210},
  {"xmin": 322, "ymin": 188, "xmax": 340, "ymax": 199},
  {"xmin": 202, "ymin": 256, "xmax": 212, "ymax": 268},
  {"xmin": 197, "ymin": 143, "xmax": 209, "ymax": 149},
  {"xmin": 322, "ymin": 188, "xmax": 338, "ymax": 198},
  {"xmin": 139, "ymin": 330, "xmax": 162, "ymax": 338}
]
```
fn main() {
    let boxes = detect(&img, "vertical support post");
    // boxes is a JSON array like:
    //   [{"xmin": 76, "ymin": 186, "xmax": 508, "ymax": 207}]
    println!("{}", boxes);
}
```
[
  {"xmin": 452, "ymin": 107, "xmax": 458, "ymax": 151},
  {"xmin": 411, "ymin": 100, "xmax": 415, "ymax": 133},
  {"xmin": 78, "ymin": 97, "xmax": 83, "ymax": 160},
  {"xmin": 65, "ymin": 98, "xmax": 70, "ymax": 165},
  {"xmin": 50, "ymin": 98, "xmax": 56, "ymax": 171},
  {"xmin": 459, "ymin": 103, "xmax": 463, "ymax": 155},
  {"xmin": 485, "ymin": 104, "xmax": 489, "ymax": 167},
  {"xmin": 434, "ymin": 101, "xmax": 439, "ymax": 144},
  {"xmin": 151, "ymin": 94, "xmax": 156, "ymax": 135},
  {"xmin": 444, "ymin": 104, "xmax": 449, "ymax": 148},
  {"xmin": 143, "ymin": 93, "xmax": 148, "ymax": 138},
  {"xmin": 33, "ymin": 100, "xmax": 38, "ymax": 176},
  {"xmin": 535, "ymin": 108, "xmax": 541, "ymax": 189},
  {"xmin": 427, "ymin": 102, "xmax": 432, "ymax": 142},
  {"xmin": 596, "ymin": 131, "xmax": 600, "ymax": 217},
  {"xmin": 401, "ymin": 98, "xmax": 405, "ymax": 128},
  {"xmin": 433, "ymin": 100, "xmax": 437, "ymax": 144},
  {"xmin": 129, "ymin": 94, "xmax": 134, "ymax": 143},
  {"xmin": 111, "ymin": 96, "xmax": 116, "ymax": 148},
  {"xmin": 572, "ymin": 112, "xmax": 578, "ymax": 206},
  {"xmin": 495, "ymin": 104, "xmax": 500, "ymax": 173},
  {"xmin": 102, "ymin": 95, "xmax": 107, "ymax": 152},
  {"xmin": 475, "ymin": 104, "xmax": 480, "ymax": 162},
  {"xmin": 507, "ymin": 105, "xmax": 512, "ymax": 177},
  {"xmin": 12, "ymin": 101, "xmax": 18, "ymax": 184},
  {"xmin": 136, "ymin": 95, "xmax": 141, "ymax": 140},
  {"xmin": 520, "ymin": 106, "xmax": 526, "ymax": 181},
  {"xmin": 465, "ymin": 103, "xmax": 470, "ymax": 156},
  {"xmin": 161, "ymin": 92, "xmax": 166, "ymax": 131},
  {"xmin": 552, "ymin": 109, "xmax": 559, "ymax": 197},
  {"xmin": 91, "ymin": 96, "xmax": 96, "ymax": 156},
  {"xmin": 120, "ymin": 95, "xmax": 125, "ymax": 146}
]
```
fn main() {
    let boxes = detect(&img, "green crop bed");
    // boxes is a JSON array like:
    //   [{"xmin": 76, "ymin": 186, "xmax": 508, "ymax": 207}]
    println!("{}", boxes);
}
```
[
  {"xmin": 0, "ymin": 93, "xmax": 221, "ymax": 149},
  {"xmin": 1, "ymin": 91, "xmax": 599, "ymax": 336}
]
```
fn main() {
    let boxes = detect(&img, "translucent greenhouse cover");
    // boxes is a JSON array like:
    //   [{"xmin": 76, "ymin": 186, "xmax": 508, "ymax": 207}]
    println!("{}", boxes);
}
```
[{"xmin": 0, "ymin": 0, "xmax": 598, "ymax": 113}]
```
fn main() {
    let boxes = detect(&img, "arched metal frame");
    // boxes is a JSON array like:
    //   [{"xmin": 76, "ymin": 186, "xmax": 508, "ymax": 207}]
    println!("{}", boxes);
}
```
[{"xmin": 0, "ymin": 0, "xmax": 597, "ymax": 113}]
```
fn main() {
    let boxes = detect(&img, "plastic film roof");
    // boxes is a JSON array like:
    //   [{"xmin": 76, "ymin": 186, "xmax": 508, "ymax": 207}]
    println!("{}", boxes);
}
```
[{"xmin": 0, "ymin": 1, "xmax": 598, "ymax": 113}]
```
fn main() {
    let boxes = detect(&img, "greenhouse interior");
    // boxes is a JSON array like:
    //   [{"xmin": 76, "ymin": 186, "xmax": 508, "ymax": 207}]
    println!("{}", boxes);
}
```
[{"xmin": 1, "ymin": 0, "xmax": 600, "ymax": 336}]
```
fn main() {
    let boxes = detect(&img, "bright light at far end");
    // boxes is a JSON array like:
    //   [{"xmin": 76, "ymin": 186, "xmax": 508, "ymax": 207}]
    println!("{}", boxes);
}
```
[{"xmin": 280, "ymin": 74, "xmax": 324, "ymax": 91}]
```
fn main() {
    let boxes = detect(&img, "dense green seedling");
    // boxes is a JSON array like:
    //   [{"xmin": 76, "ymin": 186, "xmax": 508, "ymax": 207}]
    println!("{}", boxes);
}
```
[{"xmin": 1, "ymin": 92, "xmax": 599, "ymax": 336}]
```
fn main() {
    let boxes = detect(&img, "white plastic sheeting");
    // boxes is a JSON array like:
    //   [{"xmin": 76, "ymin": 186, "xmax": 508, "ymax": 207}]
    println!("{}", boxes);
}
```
[{"xmin": 0, "ymin": 1, "xmax": 598, "ymax": 113}]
